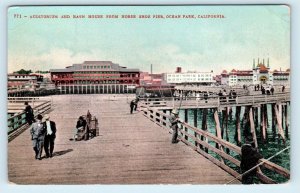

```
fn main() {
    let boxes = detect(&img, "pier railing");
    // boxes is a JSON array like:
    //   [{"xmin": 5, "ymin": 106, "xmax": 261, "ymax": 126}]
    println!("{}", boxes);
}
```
[
  {"xmin": 139, "ymin": 92, "xmax": 290, "ymax": 109},
  {"xmin": 174, "ymin": 85, "xmax": 290, "ymax": 93},
  {"xmin": 140, "ymin": 106, "xmax": 290, "ymax": 184},
  {"xmin": 8, "ymin": 99, "xmax": 52, "ymax": 141},
  {"xmin": 175, "ymin": 85, "xmax": 248, "ymax": 94},
  {"xmin": 8, "ymin": 96, "xmax": 41, "ymax": 102}
]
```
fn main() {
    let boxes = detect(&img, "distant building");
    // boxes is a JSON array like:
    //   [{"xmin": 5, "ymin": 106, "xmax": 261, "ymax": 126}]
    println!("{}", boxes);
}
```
[
  {"xmin": 165, "ymin": 68, "xmax": 214, "ymax": 84},
  {"xmin": 273, "ymin": 68, "xmax": 290, "ymax": 86},
  {"xmin": 139, "ymin": 72, "xmax": 168, "ymax": 86},
  {"xmin": 7, "ymin": 73, "xmax": 43, "ymax": 91},
  {"xmin": 213, "ymin": 74, "xmax": 222, "ymax": 85},
  {"xmin": 50, "ymin": 61, "xmax": 140, "ymax": 94},
  {"xmin": 220, "ymin": 58, "xmax": 290, "ymax": 86},
  {"xmin": 220, "ymin": 70, "xmax": 229, "ymax": 85}
]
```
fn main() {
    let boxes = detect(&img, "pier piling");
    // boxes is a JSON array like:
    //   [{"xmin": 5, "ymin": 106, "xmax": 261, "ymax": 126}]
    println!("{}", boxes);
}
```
[{"xmin": 235, "ymin": 106, "xmax": 242, "ymax": 146}]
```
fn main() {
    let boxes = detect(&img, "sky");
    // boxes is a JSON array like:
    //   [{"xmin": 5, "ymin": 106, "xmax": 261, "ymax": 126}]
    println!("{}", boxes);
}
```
[{"xmin": 7, "ymin": 5, "xmax": 290, "ymax": 75}]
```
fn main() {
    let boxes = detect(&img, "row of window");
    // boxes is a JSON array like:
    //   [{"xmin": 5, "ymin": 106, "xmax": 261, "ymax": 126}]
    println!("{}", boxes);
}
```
[
  {"xmin": 274, "ymin": 78, "xmax": 289, "ymax": 80},
  {"xmin": 74, "ymin": 71, "xmax": 116, "ymax": 74},
  {"xmin": 74, "ymin": 76, "xmax": 121, "ymax": 79},
  {"xmin": 237, "ymin": 79, "xmax": 252, "ymax": 82},
  {"xmin": 234, "ymin": 77, "xmax": 253, "ymax": 79},
  {"xmin": 10, "ymin": 76, "xmax": 36, "ymax": 79},
  {"xmin": 168, "ymin": 74, "xmax": 212, "ymax": 77},
  {"xmin": 74, "ymin": 80, "xmax": 120, "ymax": 84},
  {"xmin": 167, "ymin": 78, "xmax": 212, "ymax": 81},
  {"xmin": 83, "ymin": 65, "xmax": 111, "ymax": 69}
]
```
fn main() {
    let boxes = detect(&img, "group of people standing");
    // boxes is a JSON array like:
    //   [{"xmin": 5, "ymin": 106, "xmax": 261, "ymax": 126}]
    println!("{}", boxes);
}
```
[
  {"xmin": 24, "ymin": 102, "xmax": 56, "ymax": 160},
  {"xmin": 218, "ymin": 89, "xmax": 237, "ymax": 102},
  {"xmin": 255, "ymin": 84, "xmax": 286, "ymax": 94},
  {"xmin": 260, "ymin": 86, "xmax": 274, "ymax": 95}
]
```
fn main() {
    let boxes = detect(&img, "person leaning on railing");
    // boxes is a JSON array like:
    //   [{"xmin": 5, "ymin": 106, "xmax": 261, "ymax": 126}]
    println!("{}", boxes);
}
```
[
  {"xmin": 240, "ymin": 138, "xmax": 263, "ymax": 184},
  {"xmin": 169, "ymin": 108, "xmax": 181, "ymax": 144},
  {"xmin": 24, "ymin": 101, "xmax": 34, "ymax": 125}
]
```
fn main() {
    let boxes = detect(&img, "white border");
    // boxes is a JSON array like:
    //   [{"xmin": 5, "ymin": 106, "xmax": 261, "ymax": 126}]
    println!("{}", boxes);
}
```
[{"xmin": 1, "ymin": 1, "xmax": 299, "ymax": 193}]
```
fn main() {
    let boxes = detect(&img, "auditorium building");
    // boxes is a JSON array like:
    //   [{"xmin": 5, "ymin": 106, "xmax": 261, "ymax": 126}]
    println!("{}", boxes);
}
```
[{"xmin": 50, "ymin": 61, "xmax": 140, "ymax": 94}]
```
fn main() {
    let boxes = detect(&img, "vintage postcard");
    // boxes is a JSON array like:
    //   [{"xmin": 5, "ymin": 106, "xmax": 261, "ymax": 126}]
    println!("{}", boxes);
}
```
[{"xmin": 7, "ymin": 5, "xmax": 290, "ymax": 184}]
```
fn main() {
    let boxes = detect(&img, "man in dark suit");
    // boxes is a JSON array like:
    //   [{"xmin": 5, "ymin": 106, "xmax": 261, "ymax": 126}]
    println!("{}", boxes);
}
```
[
  {"xmin": 240, "ymin": 138, "xmax": 263, "ymax": 184},
  {"xmin": 30, "ymin": 114, "xmax": 45, "ymax": 160},
  {"xmin": 43, "ymin": 114, "xmax": 56, "ymax": 158},
  {"xmin": 24, "ymin": 101, "xmax": 34, "ymax": 125}
]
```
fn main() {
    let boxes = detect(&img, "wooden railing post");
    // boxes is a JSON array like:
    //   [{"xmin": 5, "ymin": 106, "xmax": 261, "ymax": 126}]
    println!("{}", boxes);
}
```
[
  {"xmin": 193, "ymin": 109, "xmax": 198, "ymax": 147},
  {"xmin": 184, "ymin": 109, "xmax": 188, "ymax": 140},
  {"xmin": 214, "ymin": 109, "xmax": 224, "ymax": 163},
  {"xmin": 249, "ymin": 107, "xmax": 258, "ymax": 148}
]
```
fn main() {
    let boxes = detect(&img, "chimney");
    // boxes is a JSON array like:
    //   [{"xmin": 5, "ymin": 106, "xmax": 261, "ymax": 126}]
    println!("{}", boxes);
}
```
[{"xmin": 176, "ymin": 67, "xmax": 182, "ymax": 73}]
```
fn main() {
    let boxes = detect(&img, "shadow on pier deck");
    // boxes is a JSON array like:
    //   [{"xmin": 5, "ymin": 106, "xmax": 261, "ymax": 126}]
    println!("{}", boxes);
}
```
[{"xmin": 8, "ymin": 95, "xmax": 238, "ymax": 184}]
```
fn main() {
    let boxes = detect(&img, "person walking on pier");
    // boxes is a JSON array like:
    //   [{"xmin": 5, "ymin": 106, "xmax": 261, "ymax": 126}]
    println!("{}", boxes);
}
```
[
  {"xmin": 261, "ymin": 87, "xmax": 265, "ymax": 95},
  {"xmin": 130, "ymin": 99, "xmax": 135, "ymax": 114},
  {"xmin": 232, "ymin": 90, "xmax": 237, "ymax": 100},
  {"xmin": 30, "ymin": 114, "xmax": 46, "ymax": 160},
  {"xmin": 43, "ymin": 114, "xmax": 56, "ymax": 158},
  {"xmin": 218, "ymin": 90, "xmax": 223, "ymax": 103},
  {"xmin": 169, "ymin": 108, "xmax": 180, "ymax": 143},
  {"xmin": 240, "ymin": 138, "xmax": 263, "ymax": 184},
  {"xmin": 134, "ymin": 97, "xmax": 139, "ymax": 111},
  {"xmin": 24, "ymin": 102, "xmax": 34, "ymax": 125},
  {"xmin": 270, "ymin": 87, "xmax": 274, "ymax": 95},
  {"xmin": 203, "ymin": 91, "xmax": 208, "ymax": 103},
  {"xmin": 282, "ymin": 85, "xmax": 285, "ymax": 93},
  {"xmin": 222, "ymin": 90, "xmax": 228, "ymax": 103}
]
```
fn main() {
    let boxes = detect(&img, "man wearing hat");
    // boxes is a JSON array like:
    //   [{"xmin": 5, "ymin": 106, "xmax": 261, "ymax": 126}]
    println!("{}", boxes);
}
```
[
  {"xmin": 169, "ymin": 108, "xmax": 180, "ymax": 143},
  {"xmin": 43, "ymin": 114, "xmax": 56, "ymax": 158},
  {"xmin": 30, "ymin": 114, "xmax": 45, "ymax": 160}
]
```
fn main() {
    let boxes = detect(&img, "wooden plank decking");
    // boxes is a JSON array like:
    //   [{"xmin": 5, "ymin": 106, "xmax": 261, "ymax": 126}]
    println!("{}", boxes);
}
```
[{"xmin": 8, "ymin": 95, "xmax": 238, "ymax": 184}]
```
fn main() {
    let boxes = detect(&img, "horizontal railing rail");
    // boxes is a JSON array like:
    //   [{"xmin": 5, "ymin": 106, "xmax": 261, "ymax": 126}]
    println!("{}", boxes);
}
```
[
  {"xmin": 139, "ymin": 93, "xmax": 290, "ymax": 109},
  {"xmin": 8, "ymin": 100, "xmax": 52, "ymax": 134},
  {"xmin": 8, "ymin": 97, "xmax": 41, "ymax": 102}
]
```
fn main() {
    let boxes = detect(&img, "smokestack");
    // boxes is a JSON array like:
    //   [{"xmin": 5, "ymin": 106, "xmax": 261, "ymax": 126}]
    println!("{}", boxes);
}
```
[
  {"xmin": 176, "ymin": 67, "xmax": 182, "ymax": 73},
  {"xmin": 151, "ymin": 64, "xmax": 153, "ymax": 74}
]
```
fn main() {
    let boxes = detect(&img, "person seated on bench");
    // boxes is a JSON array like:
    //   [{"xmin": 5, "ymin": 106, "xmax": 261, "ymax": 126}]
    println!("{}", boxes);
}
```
[{"xmin": 70, "ymin": 116, "xmax": 87, "ymax": 141}]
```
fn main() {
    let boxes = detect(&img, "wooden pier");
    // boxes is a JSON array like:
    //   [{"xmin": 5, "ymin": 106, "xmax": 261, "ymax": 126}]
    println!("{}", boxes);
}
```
[
  {"xmin": 139, "ymin": 93, "xmax": 290, "ymax": 184},
  {"xmin": 8, "ymin": 95, "xmax": 239, "ymax": 184}
]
